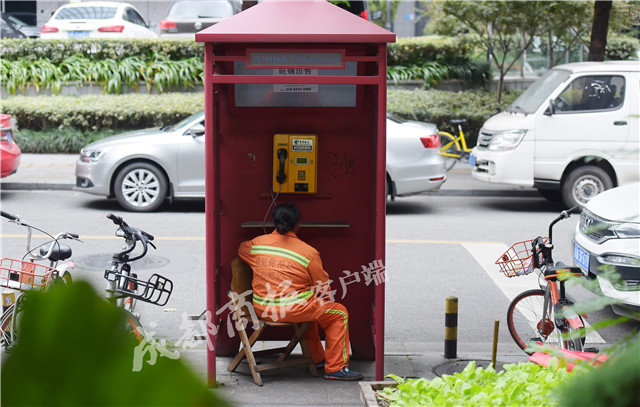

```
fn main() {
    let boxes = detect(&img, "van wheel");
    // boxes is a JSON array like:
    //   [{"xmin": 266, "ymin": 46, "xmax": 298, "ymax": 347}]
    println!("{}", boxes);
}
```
[
  {"xmin": 114, "ymin": 162, "xmax": 168, "ymax": 212},
  {"xmin": 561, "ymin": 166, "xmax": 613, "ymax": 207}
]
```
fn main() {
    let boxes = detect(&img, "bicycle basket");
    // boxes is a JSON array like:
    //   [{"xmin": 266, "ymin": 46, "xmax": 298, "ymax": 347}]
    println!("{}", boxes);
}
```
[
  {"xmin": 496, "ymin": 238, "xmax": 548, "ymax": 277},
  {"xmin": 106, "ymin": 271, "xmax": 173, "ymax": 306},
  {"xmin": 1, "ymin": 258, "xmax": 54, "ymax": 291}
]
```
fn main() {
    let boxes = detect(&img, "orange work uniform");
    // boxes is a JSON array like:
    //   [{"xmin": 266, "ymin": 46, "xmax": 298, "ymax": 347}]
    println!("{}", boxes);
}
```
[{"xmin": 238, "ymin": 230, "xmax": 350, "ymax": 373}]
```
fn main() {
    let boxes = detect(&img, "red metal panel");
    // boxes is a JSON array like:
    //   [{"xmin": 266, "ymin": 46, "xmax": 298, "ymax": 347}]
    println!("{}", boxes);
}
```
[
  {"xmin": 203, "ymin": 42, "xmax": 217, "ymax": 387},
  {"xmin": 374, "ymin": 43, "xmax": 388, "ymax": 382}
]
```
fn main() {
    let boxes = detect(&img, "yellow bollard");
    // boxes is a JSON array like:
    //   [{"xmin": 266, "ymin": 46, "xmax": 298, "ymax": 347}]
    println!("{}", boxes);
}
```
[
  {"xmin": 444, "ymin": 296, "xmax": 458, "ymax": 359},
  {"xmin": 492, "ymin": 320, "xmax": 500, "ymax": 368}
]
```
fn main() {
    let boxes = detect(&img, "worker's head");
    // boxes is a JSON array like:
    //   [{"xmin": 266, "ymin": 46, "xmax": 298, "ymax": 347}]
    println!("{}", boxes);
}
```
[{"xmin": 272, "ymin": 202, "xmax": 300, "ymax": 235}]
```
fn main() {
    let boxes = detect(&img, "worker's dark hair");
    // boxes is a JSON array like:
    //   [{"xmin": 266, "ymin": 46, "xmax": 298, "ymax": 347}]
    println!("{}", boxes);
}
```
[{"xmin": 272, "ymin": 202, "xmax": 300, "ymax": 234}]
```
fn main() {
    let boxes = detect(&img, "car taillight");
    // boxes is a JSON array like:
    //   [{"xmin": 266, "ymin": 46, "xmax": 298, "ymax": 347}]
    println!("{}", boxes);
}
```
[
  {"xmin": 41, "ymin": 25, "xmax": 59, "ymax": 33},
  {"xmin": 159, "ymin": 20, "xmax": 177, "ymax": 31},
  {"xmin": 420, "ymin": 134, "xmax": 441, "ymax": 149},
  {"xmin": 360, "ymin": 10, "xmax": 368, "ymax": 20},
  {"xmin": 98, "ymin": 25, "xmax": 125, "ymax": 33}
]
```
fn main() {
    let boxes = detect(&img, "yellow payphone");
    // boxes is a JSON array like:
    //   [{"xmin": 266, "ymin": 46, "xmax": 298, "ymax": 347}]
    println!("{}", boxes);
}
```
[{"xmin": 273, "ymin": 134, "xmax": 317, "ymax": 194}]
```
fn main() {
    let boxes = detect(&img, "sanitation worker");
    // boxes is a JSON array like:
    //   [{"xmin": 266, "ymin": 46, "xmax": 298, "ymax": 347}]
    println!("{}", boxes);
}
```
[{"xmin": 238, "ymin": 202, "xmax": 363, "ymax": 381}]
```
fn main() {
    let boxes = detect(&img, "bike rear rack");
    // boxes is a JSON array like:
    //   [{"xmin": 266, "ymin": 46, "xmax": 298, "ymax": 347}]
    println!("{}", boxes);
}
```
[{"xmin": 104, "ymin": 270, "xmax": 173, "ymax": 306}]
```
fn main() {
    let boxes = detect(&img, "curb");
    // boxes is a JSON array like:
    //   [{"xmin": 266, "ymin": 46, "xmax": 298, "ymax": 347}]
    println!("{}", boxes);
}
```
[
  {"xmin": 426, "ymin": 189, "xmax": 539, "ymax": 198},
  {"xmin": 1, "ymin": 182, "xmax": 74, "ymax": 191},
  {"xmin": 1, "ymin": 182, "xmax": 539, "ymax": 198}
]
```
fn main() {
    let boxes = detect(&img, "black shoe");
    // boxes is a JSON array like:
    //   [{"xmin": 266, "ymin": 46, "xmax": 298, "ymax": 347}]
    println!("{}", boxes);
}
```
[
  {"xmin": 324, "ymin": 367, "xmax": 363, "ymax": 381},
  {"xmin": 314, "ymin": 360, "xmax": 325, "ymax": 369}
]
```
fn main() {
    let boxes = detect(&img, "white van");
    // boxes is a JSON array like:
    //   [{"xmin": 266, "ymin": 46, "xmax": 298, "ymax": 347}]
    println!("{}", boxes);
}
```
[{"xmin": 471, "ymin": 61, "xmax": 639, "ymax": 207}]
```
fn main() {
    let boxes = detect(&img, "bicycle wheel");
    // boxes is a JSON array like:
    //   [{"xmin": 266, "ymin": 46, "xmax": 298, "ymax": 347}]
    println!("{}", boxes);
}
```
[
  {"xmin": 559, "ymin": 308, "xmax": 586, "ymax": 352},
  {"xmin": 126, "ymin": 311, "xmax": 143, "ymax": 343},
  {"xmin": 1, "ymin": 304, "xmax": 17, "ymax": 351},
  {"xmin": 438, "ymin": 132, "xmax": 460, "ymax": 171},
  {"xmin": 0, "ymin": 295, "xmax": 25, "ymax": 351},
  {"xmin": 506, "ymin": 289, "xmax": 563, "ymax": 353},
  {"xmin": 563, "ymin": 328, "xmax": 585, "ymax": 352}
]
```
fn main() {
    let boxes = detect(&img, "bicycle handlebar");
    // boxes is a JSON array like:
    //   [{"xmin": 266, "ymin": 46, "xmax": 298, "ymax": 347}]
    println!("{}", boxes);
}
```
[
  {"xmin": 531, "ymin": 205, "xmax": 582, "ymax": 270},
  {"xmin": 548, "ymin": 205, "xmax": 581, "ymax": 244},
  {"xmin": 107, "ymin": 213, "xmax": 156, "ymax": 262},
  {"xmin": 1, "ymin": 210, "xmax": 19, "ymax": 221},
  {"xmin": 2, "ymin": 210, "xmax": 81, "ymax": 262}
]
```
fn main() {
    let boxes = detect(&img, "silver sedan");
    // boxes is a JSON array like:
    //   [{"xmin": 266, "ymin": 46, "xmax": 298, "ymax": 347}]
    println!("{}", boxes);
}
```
[{"xmin": 75, "ymin": 112, "xmax": 446, "ymax": 211}]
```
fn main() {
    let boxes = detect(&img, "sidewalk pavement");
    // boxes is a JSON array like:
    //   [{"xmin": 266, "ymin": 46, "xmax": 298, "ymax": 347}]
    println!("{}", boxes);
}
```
[
  {"xmin": 1, "ymin": 154, "xmax": 536, "ymax": 406},
  {"xmin": 1, "ymin": 153, "xmax": 540, "ymax": 198},
  {"xmin": 178, "ymin": 341, "xmax": 529, "ymax": 407}
]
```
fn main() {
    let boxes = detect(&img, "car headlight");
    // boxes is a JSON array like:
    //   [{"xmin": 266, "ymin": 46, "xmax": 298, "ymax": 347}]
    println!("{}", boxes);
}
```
[
  {"xmin": 611, "ymin": 222, "xmax": 640, "ymax": 239},
  {"xmin": 80, "ymin": 149, "xmax": 103, "ymax": 163},
  {"xmin": 488, "ymin": 130, "xmax": 527, "ymax": 151}
]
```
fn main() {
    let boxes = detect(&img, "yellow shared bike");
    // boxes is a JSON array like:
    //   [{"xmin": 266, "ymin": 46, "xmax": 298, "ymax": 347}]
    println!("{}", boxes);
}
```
[{"xmin": 438, "ymin": 119, "xmax": 473, "ymax": 171}]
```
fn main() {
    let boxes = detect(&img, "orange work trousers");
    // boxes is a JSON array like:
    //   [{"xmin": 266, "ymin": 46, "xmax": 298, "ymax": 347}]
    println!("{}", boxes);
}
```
[{"xmin": 254, "ymin": 297, "xmax": 350, "ymax": 374}]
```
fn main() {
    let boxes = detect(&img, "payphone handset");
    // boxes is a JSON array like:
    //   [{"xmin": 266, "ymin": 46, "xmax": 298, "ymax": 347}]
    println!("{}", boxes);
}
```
[{"xmin": 272, "ymin": 134, "xmax": 317, "ymax": 194}]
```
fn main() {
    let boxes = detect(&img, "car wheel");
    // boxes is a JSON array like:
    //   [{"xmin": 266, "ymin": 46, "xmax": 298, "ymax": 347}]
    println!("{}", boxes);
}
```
[
  {"xmin": 561, "ymin": 165, "xmax": 613, "ymax": 207},
  {"xmin": 114, "ymin": 162, "xmax": 168, "ymax": 212}
]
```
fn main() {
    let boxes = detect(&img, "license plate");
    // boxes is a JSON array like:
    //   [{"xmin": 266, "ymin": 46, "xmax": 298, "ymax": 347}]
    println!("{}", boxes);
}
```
[
  {"xmin": 469, "ymin": 154, "xmax": 476, "ymax": 167},
  {"xmin": 68, "ymin": 31, "xmax": 90, "ymax": 39},
  {"xmin": 573, "ymin": 243, "xmax": 590, "ymax": 273}
]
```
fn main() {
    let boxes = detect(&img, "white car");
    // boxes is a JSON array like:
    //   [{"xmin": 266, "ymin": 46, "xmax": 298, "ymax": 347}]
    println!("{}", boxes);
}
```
[
  {"xmin": 573, "ymin": 183, "xmax": 640, "ymax": 316},
  {"xmin": 75, "ymin": 112, "xmax": 446, "ymax": 211},
  {"xmin": 41, "ymin": 1, "xmax": 157, "ymax": 39},
  {"xmin": 159, "ymin": 0, "xmax": 240, "ymax": 38},
  {"xmin": 386, "ymin": 115, "xmax": 446, "ymax": 199}
]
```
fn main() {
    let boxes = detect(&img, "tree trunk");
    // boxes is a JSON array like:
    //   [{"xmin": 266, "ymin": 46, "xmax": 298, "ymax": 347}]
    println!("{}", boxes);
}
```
[{"xmin": 588, "ymin": 0, "xmax": 612, "ymax": 61}]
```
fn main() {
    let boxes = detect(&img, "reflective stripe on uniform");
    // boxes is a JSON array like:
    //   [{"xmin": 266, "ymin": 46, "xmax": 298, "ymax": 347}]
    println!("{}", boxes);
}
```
[
  {"xmin": 325, "ymin": 308, "xmax": 349, "ymax": 364},
  {"xmin": 251, "ymin": 245, "xmax": 311, "ymax": 267},
  {"xmin": 253, "ymin": 290, "xmax": 314, "ymax": 306}
]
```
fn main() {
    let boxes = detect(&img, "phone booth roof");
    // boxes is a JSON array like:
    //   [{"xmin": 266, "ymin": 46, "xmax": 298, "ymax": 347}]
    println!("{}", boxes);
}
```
[{"xmin": 195, "ymin": 0, "xmax": 395, "ymax": 44}]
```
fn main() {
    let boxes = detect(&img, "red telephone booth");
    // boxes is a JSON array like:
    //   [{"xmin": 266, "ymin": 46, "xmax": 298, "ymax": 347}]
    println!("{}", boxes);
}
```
[{"xmin": 196, "ymin": 0, "xmax": 395, "ymax": 384}]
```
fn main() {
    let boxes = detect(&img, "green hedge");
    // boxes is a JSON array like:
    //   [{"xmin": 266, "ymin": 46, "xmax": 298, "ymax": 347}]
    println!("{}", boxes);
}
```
[
  {"xmin": 2, "ymin": 93, "xmax": 204, "ymax": 131},
  {"xmin": 0, "ymin": 37, "xmax": 481, "ymax": 94},
  {"xmin": 1, "ymin": 37, "xmax": 469, "ymax": 65},
  {"xmin": 1, "ymin": 54, "xmax": 204, "ymax": 95},
  {"xmin": 388, "ymin": 35, "xmax": 476, "ymax": 66},
  {"xmin": 0, "ymin": 38, "xmax": 203, "ymax": 63},
  {"xmin": 2, "ymin": 89, "xmax": 522, "ymax": 153},
  {"xmin": 605, "ymin": 34, "xmax": 640, "ymax": 60}
]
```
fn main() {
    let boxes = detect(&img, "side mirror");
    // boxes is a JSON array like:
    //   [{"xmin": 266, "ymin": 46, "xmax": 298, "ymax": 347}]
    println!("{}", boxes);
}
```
[
  {"xmin": 188, "ymin": 123, "xmax": 205, "ymax": 137},
  {"xmin": 544, "ymin": 100, "xmax": 556, "ymax": 116}
]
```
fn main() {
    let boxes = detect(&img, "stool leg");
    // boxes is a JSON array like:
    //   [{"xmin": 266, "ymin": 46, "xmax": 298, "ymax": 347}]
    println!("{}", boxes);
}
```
[
  {"xmin": 228, "ymin": 323, "xmax": 264, "ymax": 372},
  {"xmin": 276, "ymin": 322, "xmax": 307, "ymax": 363}
]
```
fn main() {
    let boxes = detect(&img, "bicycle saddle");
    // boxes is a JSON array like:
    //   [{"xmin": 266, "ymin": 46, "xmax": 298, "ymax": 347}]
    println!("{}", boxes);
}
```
[
  {"xmin": 40, "ymin": 242, "xmax": 72, "ymax": 261},
  {"xmin": 449, "ymin": 119, "xmax": 466, "ymax": 125},
  {"xmin": 544, "ymin": 262, "xmax": 582, "ymax": 280}
]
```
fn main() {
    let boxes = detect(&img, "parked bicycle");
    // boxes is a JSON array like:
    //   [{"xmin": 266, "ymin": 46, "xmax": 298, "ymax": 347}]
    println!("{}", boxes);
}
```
[
  {"xmin": 497, "ymin": 206, "xmax": 591, "ymax": 354},
  {"xmin": 438, "ymin": 119, "xmax": 473, "ymax": 171},
  {"xmin": 1, "ymin": 210, "xmax": 80, "ymax": 351},
  {"xmin": 104, "ymin": 213, "xmax": 173, "ymax": 342}
]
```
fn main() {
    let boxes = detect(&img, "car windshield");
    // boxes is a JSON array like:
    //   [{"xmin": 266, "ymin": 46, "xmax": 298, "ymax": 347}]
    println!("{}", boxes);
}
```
[
  {"xmin": 167, "ymin": 1, "xmax": 233, "ymax": 18},
  {"xmin": 55, "ymin": 6, "xmax": 118, "ymax": 20},
  {"xmin": 164, "ymin": 111, "xmax": 205, "ymax": 132},
  {"xmin": 507, "ymin": 69, "xmax": 571, "ymax": 114}
]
